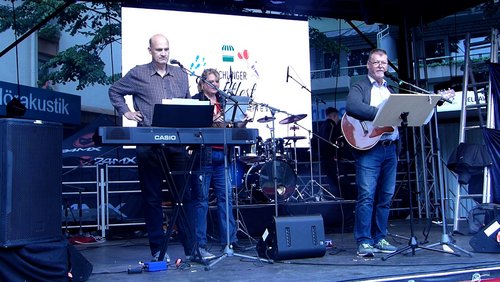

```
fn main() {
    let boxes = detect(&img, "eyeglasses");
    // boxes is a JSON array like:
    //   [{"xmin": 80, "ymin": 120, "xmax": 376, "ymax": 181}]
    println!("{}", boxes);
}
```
[{"xmin": 369, "ymin": 61, "xmax": 388, "ymax": 66}]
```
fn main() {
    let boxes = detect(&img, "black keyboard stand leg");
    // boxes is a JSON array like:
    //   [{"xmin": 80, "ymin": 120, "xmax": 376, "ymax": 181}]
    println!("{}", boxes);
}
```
[{"xmin": 156, "ymin": 147, "xmax": 205, "ymax": 264}]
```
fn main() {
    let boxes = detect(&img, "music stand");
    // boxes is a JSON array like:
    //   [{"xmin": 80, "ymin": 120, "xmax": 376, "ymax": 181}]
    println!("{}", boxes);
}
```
[
  {"xmin": 224, "ymin": 96, "xmax": 250, "ymax": 124},
  {"xmin": 372, "ymin": 94, "xmax": 442, "ymax": 127},
  {"xmin": 372, "ymin": 94, "xmax": 459, "ymax": 260},
  {"xmin": 152, "ymin": 104, "xmax": 213, "ymax": 128}
]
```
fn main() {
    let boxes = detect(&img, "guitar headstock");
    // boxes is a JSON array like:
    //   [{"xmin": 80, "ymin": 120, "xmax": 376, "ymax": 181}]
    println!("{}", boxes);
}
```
[{"xmin": 438, "ymin": 88, "xmax": 456, "ymax": 102}]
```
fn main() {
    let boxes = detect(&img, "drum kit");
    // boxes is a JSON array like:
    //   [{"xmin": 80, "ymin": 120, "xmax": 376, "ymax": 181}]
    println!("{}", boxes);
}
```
[{"xmin": 231, "ymin": 114, "xmax": 307, "ymax": 203}]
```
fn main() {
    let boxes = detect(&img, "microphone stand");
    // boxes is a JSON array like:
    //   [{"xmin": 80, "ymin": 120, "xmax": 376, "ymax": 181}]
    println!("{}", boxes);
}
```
[
  {"xmin": 286, "ymin": 120, "xmax": 339, "ymax": 201},
  {"xmin": 313, "ymin": 97, "xmax": 329, "ymax": 197},
  {"xmin": 287, "ymin": 70, "xmax": 333, "ymax": 201},
  {"xmin": 287, "ymin": 71, "xmax": 311, "ymax": 94},
  {"xmin": 171, "ymin": 60, "xmax": 272, "ymax": 269},
  {"xmin": 252, "ymin": 102, "xmax": 289, "ymax": 217},
  {"xmin": 384, "ymin": 74, "xmax": 471, "ymax": 257},
  {"xmin": 171, "ymin": 60, "xmax": 239, "ymax": 105}
]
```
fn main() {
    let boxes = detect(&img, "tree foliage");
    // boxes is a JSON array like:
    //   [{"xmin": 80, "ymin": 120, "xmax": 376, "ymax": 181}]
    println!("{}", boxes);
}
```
[
  {"xmin": 0, "ymin": 0, "xmax": 121, "ymax": 90},
  {"xmin": 309, "ymin": 26, "xmax": 345, "ymax": 55}
]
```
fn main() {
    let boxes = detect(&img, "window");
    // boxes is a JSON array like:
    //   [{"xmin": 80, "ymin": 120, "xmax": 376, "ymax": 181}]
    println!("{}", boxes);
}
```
[{"xmin": 347, "ymin": 49, "xmax": 370, "ymax": 76}]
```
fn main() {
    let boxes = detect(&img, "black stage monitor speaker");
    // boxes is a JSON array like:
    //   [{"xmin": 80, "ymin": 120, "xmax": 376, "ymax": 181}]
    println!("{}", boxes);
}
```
[
  {"xmin": 257, "ymin": 214, "xmax": 326, "ymax": 260},
  {"xmin": 469, "ymin": 214, "xmax": 500, "ymax": 253},
  {"xmin": 68, "ymin": 243, "xmax": 93, "ymax": 282},
  {"xmin": 0, "ymin": 118, "xmax": 63, "ymax": 247}
]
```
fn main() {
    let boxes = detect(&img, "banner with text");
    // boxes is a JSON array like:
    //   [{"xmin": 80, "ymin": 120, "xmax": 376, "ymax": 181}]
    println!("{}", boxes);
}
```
[{"xmin": 0, "ymin": 80, "xmax": 81, "ymax": 125}]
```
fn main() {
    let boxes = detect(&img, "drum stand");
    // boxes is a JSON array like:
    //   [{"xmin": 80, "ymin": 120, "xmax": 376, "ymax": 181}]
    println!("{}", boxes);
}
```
[{"xmin": 283, "ymin": 129, "xmax": 305, "ymax": 202}]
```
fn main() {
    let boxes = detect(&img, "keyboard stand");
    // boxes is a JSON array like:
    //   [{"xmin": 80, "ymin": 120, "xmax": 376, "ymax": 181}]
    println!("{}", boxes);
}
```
[{"xmin": 155, "ymin": 145, "xmax": 206, "ymax": 265}]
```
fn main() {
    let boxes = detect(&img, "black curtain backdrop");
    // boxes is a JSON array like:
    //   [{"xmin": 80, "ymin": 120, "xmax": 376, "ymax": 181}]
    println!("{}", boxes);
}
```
[
  {"xmin": 488, "ymin": 63, "xmax": 500, "ymax": 129},
  {"xmin": 485, "ymin": 63, "xmax": 500, "ymax": 204},
  {"xmin": 483, "ymin": 128, "xmax": 500, "ymax": 204}
]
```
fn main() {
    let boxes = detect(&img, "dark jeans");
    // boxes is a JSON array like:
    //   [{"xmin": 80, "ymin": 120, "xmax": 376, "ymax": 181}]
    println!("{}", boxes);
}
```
[
  {"xmin": 136, "ymin": 145, "xmax": 195, "ymax": 256},
  {"xmin": 192, "ymin": 147, "xmax": 237, "ymax": 247},
  {"xmin": 353, "ymin": 142, "xmax": 397, "ymax": 246}
]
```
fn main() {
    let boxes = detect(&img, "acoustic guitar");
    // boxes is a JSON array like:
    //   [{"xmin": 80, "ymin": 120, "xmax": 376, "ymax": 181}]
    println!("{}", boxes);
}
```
[
  {"xmin": 341, "ymin": 114, "xmax": 395, "ymax": 150},
  {"xmin": 341, "ymin": 90, "xmax": 455, "ymax": 150}
]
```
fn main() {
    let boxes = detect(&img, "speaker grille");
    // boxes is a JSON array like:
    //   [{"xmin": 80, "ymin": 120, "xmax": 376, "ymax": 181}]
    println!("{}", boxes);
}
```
[
  {"xmin": 257, "ymin": 215, "xmax": 326, "ymax": 260},
  {"xmin": 0, "ymin": 119, "xmax": 62, "ymax": 247}
]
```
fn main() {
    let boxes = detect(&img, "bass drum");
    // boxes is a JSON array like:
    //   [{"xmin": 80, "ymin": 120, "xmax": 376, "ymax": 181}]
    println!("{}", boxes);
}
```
[{"xmin": 245, "ymin": 160, "xmax": 296, "ymax": 202}]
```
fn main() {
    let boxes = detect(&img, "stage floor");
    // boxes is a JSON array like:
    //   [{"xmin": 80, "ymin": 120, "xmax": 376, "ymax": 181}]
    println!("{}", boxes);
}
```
[{"xmin": 78, "ymin": 218, "xmax": 500, "ymax": 282}]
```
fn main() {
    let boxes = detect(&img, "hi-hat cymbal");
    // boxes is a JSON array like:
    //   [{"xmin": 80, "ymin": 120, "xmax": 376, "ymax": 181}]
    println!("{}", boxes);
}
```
[
  {"xmin": 279, "ymin": 114, "xmax": 307, "ymax": 124},
  {"xmin": 257, "ymin": 116, "xmax": 275, "ymax": 123},
  {"xmin": 289, "ymin": 125, "xmax": 300, "ymax": 131},
  {"xmin": 283, "ymin": 136, "xmax": 306, "ymax": 141}
]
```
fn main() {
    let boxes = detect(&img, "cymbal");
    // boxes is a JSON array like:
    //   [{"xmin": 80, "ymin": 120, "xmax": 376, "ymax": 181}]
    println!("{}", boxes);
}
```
[
  {"xmin": 279, "ymin": 114, "xmax": 307, "ymax": 124},
  {"xmin": 283, "ymin": 136, "xmax": 306, "ymax": 141},
  {"xmin": 257, "ymin": 116, "xmax": 275, "ymax": 123},
  {"xmin": 289, "ymin": 125, "xmax": 300, "ymax": 131}
]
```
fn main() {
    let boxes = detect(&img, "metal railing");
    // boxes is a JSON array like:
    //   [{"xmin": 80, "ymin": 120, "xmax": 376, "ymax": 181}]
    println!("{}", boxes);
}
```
[
  {"xmin": 62, "ymin": 164, "xmax": 140, "ymax": 238},
  {"xmin": 311, "ymin": 52, "xmax": 495, "ymax": 81}
]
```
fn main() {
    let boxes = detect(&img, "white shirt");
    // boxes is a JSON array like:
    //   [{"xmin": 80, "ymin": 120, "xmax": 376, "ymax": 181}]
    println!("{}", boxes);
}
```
[{"xmin": 368, "ymin": 76, "xmax": 399, "ymax": 141}]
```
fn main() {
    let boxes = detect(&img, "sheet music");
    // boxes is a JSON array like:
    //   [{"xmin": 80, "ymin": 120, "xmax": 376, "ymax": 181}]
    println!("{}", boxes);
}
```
[
  {"xmin": 372, "ymin": 94, "xmax": 441, "ymax": 127},
  {"xmin": 162, "ymin": 98, "xmax": 210, "ymax": 105}
]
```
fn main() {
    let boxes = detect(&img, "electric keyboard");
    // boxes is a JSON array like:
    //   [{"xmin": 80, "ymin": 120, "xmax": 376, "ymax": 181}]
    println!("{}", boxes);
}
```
[{"xmin": 97, "ymin": 126, "xmax": 259, "ymax": 145}]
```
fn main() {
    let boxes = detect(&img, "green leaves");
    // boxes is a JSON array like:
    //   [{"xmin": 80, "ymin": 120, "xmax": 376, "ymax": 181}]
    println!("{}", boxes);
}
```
[
  {"xmin": 0, "ymin": 0, "xmax": 121, "ymax": 90},
  {"xmin": 309, "ymin": 27, "xmax": 345, "ymax": 55}
]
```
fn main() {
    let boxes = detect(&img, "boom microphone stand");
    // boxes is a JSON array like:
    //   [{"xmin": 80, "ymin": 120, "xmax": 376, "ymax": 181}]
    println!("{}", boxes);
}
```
[
  {"xmin": 286, "ymin": 67, "xmax": 335, "ymax": 201},
  {"xmin": 171, "ymin": 60, "xmax": 271, "ymax": 269},
  {"xmin": 314, "ymin": 97, "xmax": 325, "ymax": 188},
  {"xmin": 288, "ymin": 121, "xmax": 338, "ymax": 201},
  {"xmin": 253, "ymin": 103, "xmax": 283, "ymax": 217},
  {"xmin": 207, "ymin": 89, "xmax": 270, "ymax": 270}
]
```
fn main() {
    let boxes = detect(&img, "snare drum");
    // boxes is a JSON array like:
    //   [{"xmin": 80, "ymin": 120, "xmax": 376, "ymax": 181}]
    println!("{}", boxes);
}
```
[
  {"xmin": 239, "ymin": 136, "xmax": 264, "ymax": 164},
  {"xmin": 264, "ymin": 138, "xmax": 287, "ymax": 160}
]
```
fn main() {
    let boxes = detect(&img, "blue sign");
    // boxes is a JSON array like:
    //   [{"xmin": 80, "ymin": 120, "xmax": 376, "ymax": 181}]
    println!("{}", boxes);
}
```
[{"xmin": 0, "ymin": 80, "xmax": 81, "ymax": 125}]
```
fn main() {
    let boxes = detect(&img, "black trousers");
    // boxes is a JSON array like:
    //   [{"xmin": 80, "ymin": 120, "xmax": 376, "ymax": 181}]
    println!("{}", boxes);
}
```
[{"xmin": 136, "ymin": 145, "xmax": 195, "ymax": 256}]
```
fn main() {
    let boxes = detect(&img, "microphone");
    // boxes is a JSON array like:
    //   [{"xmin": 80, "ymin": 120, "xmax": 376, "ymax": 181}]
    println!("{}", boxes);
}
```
[
  {"xmin": 286, "ymin": 66, "xmax": 289, "ymax": 83},
  {"xmin": 384, "ymin": 72, "xmax": 402, "ymax": 85},
  {"xmin": 170, "ymin": 59, "xmax": 183, "ymax": 68},
  {"xmin": 230, "ymin": 66, "xmax": 233, "ymax": 85}
]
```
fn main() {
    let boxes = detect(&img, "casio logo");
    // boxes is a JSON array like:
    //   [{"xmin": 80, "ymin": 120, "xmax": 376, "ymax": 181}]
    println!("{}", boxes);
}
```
[{"xmin": 154, "ymin": 135, "xmax": 177, "ymax": 141}]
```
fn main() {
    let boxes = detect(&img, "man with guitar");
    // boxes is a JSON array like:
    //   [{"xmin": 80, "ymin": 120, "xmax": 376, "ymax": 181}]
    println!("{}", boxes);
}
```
[{"xmin": 344, "ymin": 48, "xmax": 399, "ymax": 257}]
